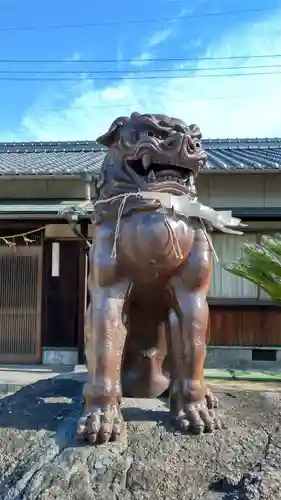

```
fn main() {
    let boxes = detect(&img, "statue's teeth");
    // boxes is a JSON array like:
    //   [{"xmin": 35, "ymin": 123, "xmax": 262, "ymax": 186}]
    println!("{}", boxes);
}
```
[
  {"xmin": 142, "ymin": 154, "xmax": 150, "ymax": 169},
  {"xmin": 148, "ymin": 170, "xmax": 156, "ymax": 182}
]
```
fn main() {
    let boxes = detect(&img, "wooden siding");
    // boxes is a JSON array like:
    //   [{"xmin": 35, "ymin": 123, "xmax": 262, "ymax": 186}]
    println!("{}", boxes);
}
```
[
  {"xmin": 77, "ymin": 219, "xmax": 89, "ymax": 363},
  {"xmin": 45, "ymin": 224, "xmax": 79, "ymax": 239},
  {"xmin": 209, "ymin": 306, "xmax": 281, "ymax": 346}
]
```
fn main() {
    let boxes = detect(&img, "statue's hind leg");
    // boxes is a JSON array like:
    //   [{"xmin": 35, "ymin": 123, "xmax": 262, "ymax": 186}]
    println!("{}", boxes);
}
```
[
  {"xmin": 77, "ymin": 224, "xmax": 129, "ymax": 444},
  {"xmin": 122, "ymin": 297, "xmax": 170, "ymax": 398},
  {"xmin": 168, "ymin": 226, "xmax": 221, "ymax": 434}
]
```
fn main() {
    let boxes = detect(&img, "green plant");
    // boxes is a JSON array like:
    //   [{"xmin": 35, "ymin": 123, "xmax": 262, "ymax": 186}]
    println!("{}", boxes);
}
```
[{"xmin": 225, "ymin": 234, "xmax": 281, "ymax": 302}]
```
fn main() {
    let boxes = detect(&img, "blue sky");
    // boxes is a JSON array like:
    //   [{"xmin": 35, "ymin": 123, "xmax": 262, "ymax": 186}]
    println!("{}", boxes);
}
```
[{"xmin": 1, "ymin": 0, "xmax": 281, "ymax": 140}]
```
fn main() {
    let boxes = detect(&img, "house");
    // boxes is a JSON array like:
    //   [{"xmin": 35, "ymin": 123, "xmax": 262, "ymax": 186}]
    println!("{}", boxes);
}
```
[{"xmin": 0, "ymin": 138, "xmax": 281, "ymax": 368}]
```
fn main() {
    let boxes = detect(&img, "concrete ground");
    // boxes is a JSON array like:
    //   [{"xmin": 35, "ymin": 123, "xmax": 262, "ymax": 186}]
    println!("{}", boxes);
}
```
[
  {"xmin": 1, "ymin": 364, "xmax": 281, "ymax": 394},
  {"xmin": 0, "ymin": 364, "xmax": 84, "ymax": 393}
]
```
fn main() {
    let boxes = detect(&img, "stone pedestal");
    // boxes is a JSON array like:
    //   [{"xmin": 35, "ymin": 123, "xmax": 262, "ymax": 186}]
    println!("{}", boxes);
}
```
[{"xmin": 0, "ymin": 378, "xmax": 281, "ymax": 499}]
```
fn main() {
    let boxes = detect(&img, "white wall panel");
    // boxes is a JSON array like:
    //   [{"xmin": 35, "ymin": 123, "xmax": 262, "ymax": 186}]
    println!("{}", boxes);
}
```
[
  {"xmin": 208, "ymin": 175, "xmax": 264, "ymax": 208},
  {"xmin": 264, "ymin": 175, "xmax": 281, "ymax": 207},
  {"xmin": 209, "ymin": 233, "xmax": 258, "ymax": 298}
]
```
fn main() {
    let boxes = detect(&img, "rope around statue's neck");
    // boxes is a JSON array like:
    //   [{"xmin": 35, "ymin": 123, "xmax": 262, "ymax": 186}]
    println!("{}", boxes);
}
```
[
  {"xmin": 93, "ymin": 192, "xmax": 217, "ymax": 261},
  {"xmin": 93, "ymin": 192, "xmax": 143, "ymax": 259}
]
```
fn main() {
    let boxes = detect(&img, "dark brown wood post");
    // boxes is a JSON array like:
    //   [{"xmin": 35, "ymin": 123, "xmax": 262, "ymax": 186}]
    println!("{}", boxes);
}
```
[{"xmin": 77, "ymin": 218, "xmax": 89, "ymax": 364}]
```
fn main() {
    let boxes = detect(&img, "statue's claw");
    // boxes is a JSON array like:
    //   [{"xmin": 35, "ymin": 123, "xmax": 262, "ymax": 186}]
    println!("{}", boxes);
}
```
[
  {"xmin": 77, "ymin": 404, "xmax": 126, "ymax": 444},
  {"xmin": 170, "ymin": 383, "xmax": 221, "ymax": 435}
]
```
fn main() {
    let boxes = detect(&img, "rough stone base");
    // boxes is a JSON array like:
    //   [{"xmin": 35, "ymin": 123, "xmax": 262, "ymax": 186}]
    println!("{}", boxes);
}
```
[{"xmin": 1, "ymin": 378, "xmax": 281, "ymax": 499}]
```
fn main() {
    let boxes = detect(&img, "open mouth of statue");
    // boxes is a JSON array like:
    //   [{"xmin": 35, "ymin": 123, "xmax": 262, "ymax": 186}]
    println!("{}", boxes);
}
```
[{"xmin": 127, "ymin": 158, "xmax": 192, "ymax": 184}]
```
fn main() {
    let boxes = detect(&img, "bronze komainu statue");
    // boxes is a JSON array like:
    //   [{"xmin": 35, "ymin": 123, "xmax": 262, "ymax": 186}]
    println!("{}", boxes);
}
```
[{"xmin": 77, "ymin": 112, "xmax": 244, "ymax": 444}]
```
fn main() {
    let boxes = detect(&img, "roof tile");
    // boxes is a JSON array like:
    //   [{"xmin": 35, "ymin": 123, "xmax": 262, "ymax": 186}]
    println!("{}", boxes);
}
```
[{"xmin": 0, "ymin": 139, "xmax": 280, "ymax": 176}]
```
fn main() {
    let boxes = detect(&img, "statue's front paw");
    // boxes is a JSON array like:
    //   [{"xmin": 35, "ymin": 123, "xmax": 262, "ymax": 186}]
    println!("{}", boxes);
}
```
[
  {"xmin": 77, "ymin": 403, "xmax": 126, "ymax": 444},
  {"xmin": 170, "ymin": 381, "xmax": 221, "ymax": 435},
  {"xmin": 171, "ymin": 399, "xmax": 221, "ymax": 435}
]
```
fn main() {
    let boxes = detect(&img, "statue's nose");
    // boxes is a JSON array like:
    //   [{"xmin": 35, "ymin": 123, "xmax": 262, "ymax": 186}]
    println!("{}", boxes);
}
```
[{"xmin": 179, "ymin": 134, "xmax": 191, "ymax": 152}]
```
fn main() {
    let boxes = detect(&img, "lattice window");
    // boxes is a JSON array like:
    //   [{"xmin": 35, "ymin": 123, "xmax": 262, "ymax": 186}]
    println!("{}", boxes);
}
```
[{"xmin": 0, "ymin": 246, "xmax": 42, "ymax": 362}]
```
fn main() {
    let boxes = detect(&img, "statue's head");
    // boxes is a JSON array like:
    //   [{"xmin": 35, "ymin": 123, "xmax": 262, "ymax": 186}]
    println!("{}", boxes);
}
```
[{"xmin": 96, "ymin": 112, "xmax": 207, "ymax": 184}]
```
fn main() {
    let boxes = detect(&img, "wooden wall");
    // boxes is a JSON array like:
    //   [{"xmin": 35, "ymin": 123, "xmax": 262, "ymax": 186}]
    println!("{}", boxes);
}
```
[
  {"xmin": 207, "ymin": 225, "xmax": 281, "ymax": 347},
  {"xmin": 42, "ymin": 239, "xmax": 80, "ymax": 348},
  {"xmin": 209, "ymin": 306, "xmax": 281, "ymax": 347}
]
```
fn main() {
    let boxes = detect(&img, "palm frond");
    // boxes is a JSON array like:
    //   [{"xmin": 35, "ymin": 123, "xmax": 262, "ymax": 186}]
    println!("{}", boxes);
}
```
[{"xmin": 225, "ymin": 233, "xmax": 281, "ymax": 302}]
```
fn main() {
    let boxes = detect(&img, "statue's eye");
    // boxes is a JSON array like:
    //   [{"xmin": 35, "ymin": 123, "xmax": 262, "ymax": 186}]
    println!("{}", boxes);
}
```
[
  {"xmin": 174, "ymin": 124, "xmax": 185, "ymax": 133},
  {"xmin": 147, "ymin": 130, "xmax": 168, "ymax": 139},
  {"xmin": 147, "ymin": 130, "xmax": 161, "ymax": 138}
]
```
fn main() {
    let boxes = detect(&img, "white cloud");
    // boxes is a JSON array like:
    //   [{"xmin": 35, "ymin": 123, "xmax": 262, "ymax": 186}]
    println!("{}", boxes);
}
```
[
  {"xmin": 147, "ymin": 28, "xmax": 173, "ymax": 47},
  {"xmin": 131, "ymin": 5, "xmax": 197, "ymax": 68},
  {"xmin": 101, "ymin": 86, "xmax": 131, "ymax": 101},
  {"xmin": 20, "ymin": 9, "xmax": 281, "ymax": 140},
  {"xmin": 131, "ymin": 27, "xmax": 173, "ymax": 68},
  {"xmin": 131, "ymin": 51, "xmax": 154, "ymax": 67}
]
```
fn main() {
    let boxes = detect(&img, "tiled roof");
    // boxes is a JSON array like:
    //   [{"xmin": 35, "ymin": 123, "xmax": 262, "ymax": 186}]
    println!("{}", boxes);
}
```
[
  {"xmin": 0, "ymin": 138, "xmax": 281, "ymax": 176},
  {"xmin": 0, "ymin": 141, "xmax": 106, "ymax": 176},
  {"xmin": 203, "ymin": 138, "xmax": 281, "ymax": 172}
]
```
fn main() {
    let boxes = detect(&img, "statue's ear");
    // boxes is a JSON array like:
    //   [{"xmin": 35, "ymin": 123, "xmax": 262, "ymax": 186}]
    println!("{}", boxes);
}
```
[
  {"xmin": 130, "ymin": 111, "xmax": 141, "ymax": 119},
  {"xmin": 96, "ymin": 116, "xmax": 129, "ymax": 147}
]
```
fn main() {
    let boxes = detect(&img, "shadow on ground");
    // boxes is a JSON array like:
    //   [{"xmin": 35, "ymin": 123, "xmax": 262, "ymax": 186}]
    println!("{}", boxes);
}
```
[
  {"xmin": 0, "ymin": 377, "xmax": 171, "ymax": 433},
  {"xmin": 0, "ymin": 378, "xmax": 83, "ymax": 432}
]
